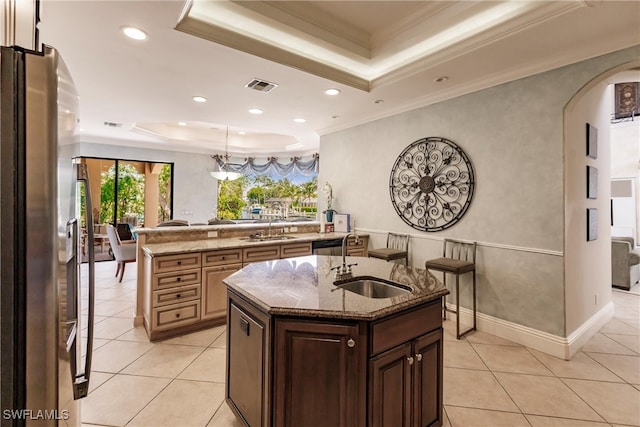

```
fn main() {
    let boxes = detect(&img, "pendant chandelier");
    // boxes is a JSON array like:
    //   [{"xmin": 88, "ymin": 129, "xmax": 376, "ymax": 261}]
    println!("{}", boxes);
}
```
[{"xmin": 210, "ymin": 126, "xmax": 243, "ymax": 181}]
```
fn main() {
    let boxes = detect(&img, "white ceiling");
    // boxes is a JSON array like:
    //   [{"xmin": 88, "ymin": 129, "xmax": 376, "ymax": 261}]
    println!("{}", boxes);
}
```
[{"xmin": 38, "ymin": 1, "xmax": 640, "ymax": 157}]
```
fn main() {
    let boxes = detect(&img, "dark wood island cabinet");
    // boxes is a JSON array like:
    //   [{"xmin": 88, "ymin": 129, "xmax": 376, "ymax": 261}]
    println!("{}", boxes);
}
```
[{"xmin": 224, "ymin": 255, "xmax": 449, "ymax": 427}]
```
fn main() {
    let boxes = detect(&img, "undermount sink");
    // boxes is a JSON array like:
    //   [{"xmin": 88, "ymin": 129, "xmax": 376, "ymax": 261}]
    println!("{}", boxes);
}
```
[
  {"xmin": 248, "ymin": 235, "xmax": 297, "ymax": 242},
  {"xmin": 333, "ymin": 276, "xmax": 412, "ymax": 298}
]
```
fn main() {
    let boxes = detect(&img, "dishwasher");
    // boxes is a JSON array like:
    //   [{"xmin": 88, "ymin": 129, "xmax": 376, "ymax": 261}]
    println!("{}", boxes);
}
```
[{"xmin": 312, "ymin": 238, "xmax": 344, "ymax": 256}]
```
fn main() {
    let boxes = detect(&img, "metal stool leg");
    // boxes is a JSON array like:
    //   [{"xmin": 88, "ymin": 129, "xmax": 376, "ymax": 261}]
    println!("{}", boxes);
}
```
[
  {"xmin": 472, "ymin": 270, "xmax": 477, "ymax": 331},
  {"xmin": 455, "ymin": 273, "xmax": 460, "ymax": 339},
  {"xmin": 456, "ymin": 270, "xmax": 476, "ymax": 339},
  {"xmin": 443, "ymin": 271, "xmax": 447, "ymax": 320}
]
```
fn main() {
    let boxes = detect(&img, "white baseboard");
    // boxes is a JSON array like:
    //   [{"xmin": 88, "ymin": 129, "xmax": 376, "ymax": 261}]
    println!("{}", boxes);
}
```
[{"xmin": 446, "ymin": 301, "xmax": 614, "ymax": 360}]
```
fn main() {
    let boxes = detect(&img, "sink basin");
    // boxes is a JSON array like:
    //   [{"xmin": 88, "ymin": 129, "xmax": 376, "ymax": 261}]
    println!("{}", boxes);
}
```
[
  {"xmin": 333, "ymin": 276, "xmax": 412, "ymax": 298},
  {"xmin": 248, "ymin": 235, "xmax": 297, "ymax": 242}
]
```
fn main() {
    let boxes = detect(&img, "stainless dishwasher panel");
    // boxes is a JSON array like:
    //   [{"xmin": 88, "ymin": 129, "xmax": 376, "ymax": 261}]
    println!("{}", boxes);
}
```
[
  {"xmin": 312, "ymin": 238, "xmax": 343, "ymax": 256},
  {"xmin": 228, "ymin": 302, "xmax": 264, "ymax": 427}
]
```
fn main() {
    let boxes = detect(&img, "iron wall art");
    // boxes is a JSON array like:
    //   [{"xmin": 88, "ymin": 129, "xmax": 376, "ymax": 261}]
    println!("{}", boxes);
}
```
[{"xmin": 389, "ymin": 137, "xmax": 475, "ymax": 232}]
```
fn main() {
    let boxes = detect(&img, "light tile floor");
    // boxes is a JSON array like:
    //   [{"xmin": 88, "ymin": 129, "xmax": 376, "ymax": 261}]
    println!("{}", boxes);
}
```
[{"xmin": 81, "ymin": 261, "xmax": 640, "ymax": 427}]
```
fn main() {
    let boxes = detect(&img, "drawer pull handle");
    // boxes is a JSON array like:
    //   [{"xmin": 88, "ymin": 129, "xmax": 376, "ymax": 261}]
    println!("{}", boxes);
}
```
[
  {"xmin": 347, "ymin": 339, "xmax": 356, "ymax": 348},
  {"xmin": 176, "ymin": 313, "xmax": 181, "ymax": 318},
  {"xmin": 407, "ymin": 356, "xmax": 414, "ymax": 365},
  {"xmin": 176, "ymin": 277, "xmax": 182, "ymax": 282},
  {"xmin": 416, "ymin": 353, "xmax": 423, "ymax": 362},
  {"xmin": 177, "ymin": 261, "xmax": 182, "ymax": 265},
  {"xmin": 221, "ymin": 256, "xmax": 225, "ymax": 260},
  {"xmin": 176, "ymin": 294, "xmax": 181, "ymax": 299}
]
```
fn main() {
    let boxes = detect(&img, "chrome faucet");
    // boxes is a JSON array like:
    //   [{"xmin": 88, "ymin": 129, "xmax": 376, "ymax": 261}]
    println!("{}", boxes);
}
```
[{"xmin": 332, "ymin": 232, "xmax": 359, "ymax": 280}]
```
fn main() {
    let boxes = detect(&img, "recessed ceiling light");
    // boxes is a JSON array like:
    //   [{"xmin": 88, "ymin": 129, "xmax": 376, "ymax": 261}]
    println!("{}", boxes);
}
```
[
  {"xmin": 324, "ymin": 88, "xmax": 341, "ymax": 96},
  {"xmin": 374, "ymin": 99, "xmax": 384, "ymax": 104},
  {"xmin": 293, "ymin": 118, "xmax": 306, "ymax": 123},
  {"xmin": 434, "ymin": 76, "xmax": 449, "ymax": 83},
  {"xmin": 192, "ymin": 96, "xmax": 207, "ymax": 103},
  {"xmin": 121, "ymin": 26, "xmax": 147, "ymax": 40},
  {"xmin": 178, "ymin": 122, "xmax": 187, "ymax": 126},
  {"xmin": 238, "ymin": 131, "xmax": 246, "ymax": 135},
  {"xmin": 248, "ymin": 108, "xmax": 263, "ymax": 115}
]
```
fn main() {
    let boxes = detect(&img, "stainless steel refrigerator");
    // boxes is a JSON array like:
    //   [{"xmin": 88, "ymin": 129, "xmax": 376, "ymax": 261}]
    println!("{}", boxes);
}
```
[{"xmin": 1, "ymin": 45, "xmax": 95, "ymax": 426}]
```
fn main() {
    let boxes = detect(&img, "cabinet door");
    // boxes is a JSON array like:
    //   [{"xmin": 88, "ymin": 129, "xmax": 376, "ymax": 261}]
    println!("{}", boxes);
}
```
[
  {"xmin": 274, "ymin": 319, "xmax": 361, "ymax": 427},
  {"xmin": 412, "ymin": 329, "xmax": 443, "ymax": 427},
  {"xmin": 202, "ymin": 264, "xmax": 241, "ymax": 320},
  {"xmin": 369, "ymin": 342, "xmax": 412, "ymax": 427}
]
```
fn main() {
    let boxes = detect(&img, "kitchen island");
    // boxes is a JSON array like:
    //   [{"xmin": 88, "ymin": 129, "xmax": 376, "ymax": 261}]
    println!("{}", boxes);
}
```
[{"xmin": 224, "ymin": 255, "xmax": 449, "ymax": 427}]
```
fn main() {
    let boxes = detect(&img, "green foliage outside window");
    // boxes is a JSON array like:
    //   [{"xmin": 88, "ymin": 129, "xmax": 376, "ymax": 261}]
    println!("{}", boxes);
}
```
[
  {"xmin": 218, "ymin": 176, "xmax": 250, "ymax": 219},
  {"xmin": 218, "ymin": 175, "xmax": 318, "ymax": 220},
  {"xmin": 100, "ymin": 163, "xmax": 145, "ymax": 224},
  {"xmin": 158, "ymin": 164, "xmax": 172, "ymax": 223}
]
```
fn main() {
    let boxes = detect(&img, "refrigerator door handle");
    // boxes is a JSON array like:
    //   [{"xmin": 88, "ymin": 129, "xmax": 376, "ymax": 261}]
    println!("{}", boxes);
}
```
[{"xmin": 71, "ymin": 163, "xmax": 95, "ymax": 399}]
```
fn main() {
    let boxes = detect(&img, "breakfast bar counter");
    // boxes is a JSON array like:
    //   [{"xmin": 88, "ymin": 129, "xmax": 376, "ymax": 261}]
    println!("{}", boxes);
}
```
[{"xmin": 133, "ymin": 221, "xmax": 369, "ymax": 340}]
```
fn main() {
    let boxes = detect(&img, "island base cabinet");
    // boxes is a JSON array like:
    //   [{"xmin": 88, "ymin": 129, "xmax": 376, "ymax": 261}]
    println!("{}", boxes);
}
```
[
  {"xmin": 274, "ymin": 319, "xmax": 363, "ymax": 427},
  {"xmin": 370, "ymin": 329, "xmax": 443, "ymax": 427}
]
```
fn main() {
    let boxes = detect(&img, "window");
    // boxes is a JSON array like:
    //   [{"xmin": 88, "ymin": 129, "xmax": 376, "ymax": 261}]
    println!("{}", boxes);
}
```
[{"xmin": 79, "ymin": 157, "xmax": 173, "ymax": 227}]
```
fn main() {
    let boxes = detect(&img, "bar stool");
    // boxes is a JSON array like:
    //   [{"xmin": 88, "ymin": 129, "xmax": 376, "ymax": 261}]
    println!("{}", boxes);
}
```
[
  {"xmin": 368, "ymin": 232, "xmax": 410, "ymax": 265},
  {"xmin": 424, "ymin": 239, "xmax": 477, "ymax": 339}
]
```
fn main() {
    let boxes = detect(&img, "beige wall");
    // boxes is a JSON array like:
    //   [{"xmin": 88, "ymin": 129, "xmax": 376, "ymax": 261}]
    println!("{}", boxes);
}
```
[
  {"xmin": 563, "ymin": 72, "xmax": 613, "ymax": 339},
  {"xmin": 319, "ymin": 45, "xmax": 640, "ymax": 340}
]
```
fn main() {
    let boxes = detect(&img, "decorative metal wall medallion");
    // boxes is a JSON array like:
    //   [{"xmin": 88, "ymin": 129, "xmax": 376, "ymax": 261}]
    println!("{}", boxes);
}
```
[{"xmin": 389, "ymin": 137, "xmax": 475, "ymax": 232}]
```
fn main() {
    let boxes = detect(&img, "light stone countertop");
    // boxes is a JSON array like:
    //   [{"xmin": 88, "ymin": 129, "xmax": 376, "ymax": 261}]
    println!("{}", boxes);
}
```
[
  {"xmin": 223, "ymin": 255, "xmax": 449, "ymax": 321},
  {"xmin": 141, "ymin": 232, "xmax": 362, "ymax": 257}
]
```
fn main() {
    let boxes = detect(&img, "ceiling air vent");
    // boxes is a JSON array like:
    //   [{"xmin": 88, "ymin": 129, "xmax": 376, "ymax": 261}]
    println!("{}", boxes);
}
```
[
  {"xmin": 245, "ymin": 78, "xmax": 278, "ymax": 93},
  {"xmin": 103, "ymin": 121, "xmax": 123, "ymax": 128}
]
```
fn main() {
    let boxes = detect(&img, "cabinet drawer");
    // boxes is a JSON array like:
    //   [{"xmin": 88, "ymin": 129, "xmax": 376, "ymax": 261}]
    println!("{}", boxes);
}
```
[
  {"xmin": 203, "ymin": 248, "xmax": 243, "ymax": 267},
  {"xmin": 153, "ymin": 253, "xmax": 201, "ymax": 273},
  {"xmin": 243, "ymin": 245, "xmax": 280, "ymax": 263},
  {"xmin": 153, "ymin": 283, "xmax": 201, "ymax": 307},
  {"xmin": 152, "ymin": 300, "xmax": 201, "ymax": 331},
  {"xmin": 153, "ymin": 268, "xmax": 201, "ymax": 290},
  {"xmin": 370, "ymin": 300, "xmax": 441, "ymax": 356},
  {"xmin": 281, "ymin": 242, "xmax": 312, "ymax": 258}
]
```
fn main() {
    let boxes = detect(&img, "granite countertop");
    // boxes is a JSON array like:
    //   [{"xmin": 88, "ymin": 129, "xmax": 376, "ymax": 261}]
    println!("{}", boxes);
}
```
[
  {"xmin": 223, "ymin": 255, "xmax": 449, "ymax": 321},
  {"xmin": 141, "ymin": 232, "xmax": 363, "ymax": 256}
]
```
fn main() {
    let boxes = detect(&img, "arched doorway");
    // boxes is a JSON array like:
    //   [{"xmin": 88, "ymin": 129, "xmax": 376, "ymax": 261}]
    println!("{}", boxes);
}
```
[{"xmin": 563, "ymin": 59, "xmax": 640, "ymax": 357}]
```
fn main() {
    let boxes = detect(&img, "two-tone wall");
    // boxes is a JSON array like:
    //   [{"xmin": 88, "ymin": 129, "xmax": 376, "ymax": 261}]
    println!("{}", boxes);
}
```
[{"xmin": 319, "ymin": 45, "xmax": 640, "ymax": 358}]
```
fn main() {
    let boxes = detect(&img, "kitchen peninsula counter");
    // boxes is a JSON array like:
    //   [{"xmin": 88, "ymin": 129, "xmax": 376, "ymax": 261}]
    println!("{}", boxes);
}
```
[
  {"xmin": 224, "ymin": 255, "xmax": 449, "ymax": 427},
  {"xmin": 141, "ymin": 231, "xmax": 353, "ymax": 257},
  {"xmin": 133, "ymin": 220, "xmax": 369, "ymax": 340}
]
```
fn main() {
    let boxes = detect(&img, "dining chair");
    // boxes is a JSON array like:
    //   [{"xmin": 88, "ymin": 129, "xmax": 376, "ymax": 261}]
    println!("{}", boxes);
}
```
[{"xmin": 106, "ymin": 224, "xmax": 137, "ymax": 282}]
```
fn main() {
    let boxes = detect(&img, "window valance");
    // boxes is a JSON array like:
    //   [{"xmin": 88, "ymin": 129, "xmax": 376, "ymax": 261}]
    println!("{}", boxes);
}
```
[{"xmin": 212, "ymin": 153, "xmax": 319, "ymax": 177}]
